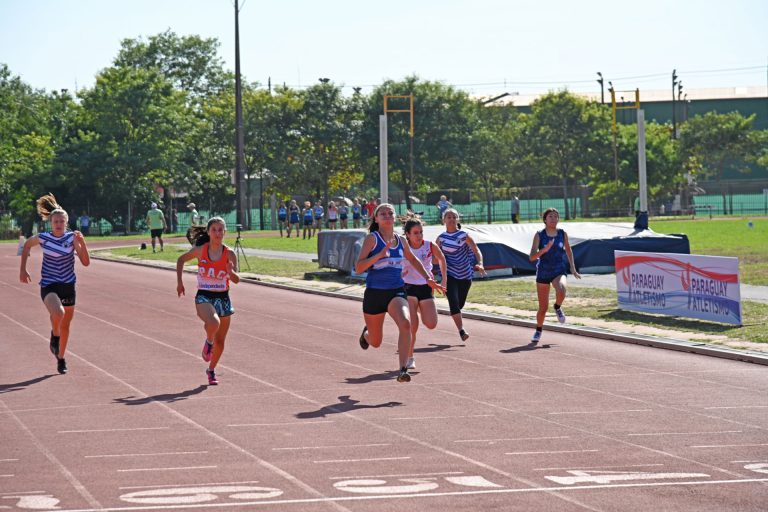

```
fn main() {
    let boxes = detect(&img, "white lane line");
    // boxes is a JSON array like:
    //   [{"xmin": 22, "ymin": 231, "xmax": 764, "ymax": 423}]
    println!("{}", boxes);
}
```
[
  {"xmin": 704, "ymin": 405, "xmax": 768, "ymax": 410},
  {"xmin": 117, "ymin": 466, "xmax": 217, "ymax": 473},
  {"xmin": 34, "ymin": 477, "xmax": 768, "ymax": 512},
  {"xmin": 85, "ymin": 451, "xmax": 208, "ymax": 459},
  {"xmin": 390, "ymin": 414, "xmax": 494, "ymax": 421},
  {"xmin": 454, "ymin": 436, "xmax": 570, "ymax": 443},
  {"xmin": 227, "ymin": 421, "xmax": 333, "ymax": 427},
  {"xmin": 534, "ymin": 464, "xmax": 665, "ymax": 471},
  {"xmin": 506, "ymin": 450, "xmax": 599, "ymax": 455},
  {"xmin": 627, "ymin": 430, "xmax": 743, "ymax": 437},
  {"xmin": 273, "ymin": 443, "xmax": 390, "ymax": 451},
  {"xmin": 314, "ymin": 457, "xmax": 410, "ymax": 464},
  {"xmin": 0, "ymin": 492, "xmax": 47, "ymax": 496},
  {"xmin": 0, "ymin": 459, "xmax": 18, "ymax": 462},
  {"xmin": 732, "ymin": 460, "xmax": 767, "ymax": 463},
  {"xmin": 329, "ymin": 471, "xmax": 464, "ymax": 481},
  {"xmin": 692, "ymin": 443, "xmax": 768, "ymax": 448},
  {"xmin": 119, "ymin": 481, "xmax": 261, "ymax": 490},
  {"xmin": 0, "ymin": 474, "xmax": 13, "ymax": 477},
  {"xmin": 548, "ymin": 409, "xmax": 652, "ymax": 415},
  {"xmin": 59, "ymin": 427, "xmax": 169, "ymax": 434}
]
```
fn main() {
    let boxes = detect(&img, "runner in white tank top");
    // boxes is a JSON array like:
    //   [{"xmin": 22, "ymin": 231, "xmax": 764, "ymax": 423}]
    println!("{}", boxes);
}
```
[{"xmin": 401, "ymin": 216, "xmax": 446, "ymax": 369}]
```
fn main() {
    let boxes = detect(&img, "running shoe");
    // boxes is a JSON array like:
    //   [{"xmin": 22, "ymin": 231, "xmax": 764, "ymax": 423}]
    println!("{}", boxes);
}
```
[
  {"xmin": 49, "ymin": 332, "xmax": 59, "ymax": 357},
  {"xmin": 206, "ymin": 368, "xmax": 218, "ymax": 385},
  {"xmin": 459, "ymin": 329, "xmax": 469, "ymax": 341},
  {"xmin": 396, "ymin": 367, "xmax": 411, "ymax": 383},
  {"xmin": 57, "ymin": 358, "xmax": 67, "ymax": 374},
  {"xmin": 555, "ymin": 307, "xmax": 566, "ymax": 324},
  {"xmin": 358, "ymin": 327, "xmax": 369, "ymax": 350},
  {"xmin": 531, "ymin": 330, "xmax": 542, "ymax": 344},
  {"xmin": 406, "ymin": 357, "xmax": 416, "ymax": 369},
  {"xmin": 202, "ymin": 340, "xmax": 213, "ymax": 362}
]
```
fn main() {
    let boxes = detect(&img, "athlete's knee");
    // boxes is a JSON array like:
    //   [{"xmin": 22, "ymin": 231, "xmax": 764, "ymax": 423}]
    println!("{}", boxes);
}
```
[{"xmin": 423, "ymin": 317, "xmax": 438, "ymax": 330}]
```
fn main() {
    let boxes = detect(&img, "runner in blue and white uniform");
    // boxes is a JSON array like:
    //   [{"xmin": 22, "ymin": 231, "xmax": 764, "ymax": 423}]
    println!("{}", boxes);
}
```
[
  {"xmin": 277, "ymin": 201, "xmax": 288, "ymax": 237},
  {"xmin": 312, "ymin": 200, "xmax": 324, "ymax": 236},
  {"xmin": 355, "ymin": 203, "xmax": 443, "ymax": 383},
  {"xmin": 19, "ymin": 193, "xmax": 91, "ymax": 375},
  {"xmin": 302, "ymin": 201, "xmax": 314, "ymax": 239},
  {"xmin": 287, "ymin": 200, "xmax": 301, "ymax": 238},
  {"xmin": 436, "ymin": 208, "xmax": 486, "ymax": 341},
  {"xmin": 529, "ymin": 208, "xmax": 580, "ymax": 343},
  {"xmin": 338, "ymin": 203, "xmax": 349, "ymax": 229},
  {"xmin": 401, "ymin": 215, "xmax": 446, "ymax": 369},
  {"xmin": 351, "ymin": 199, "xmax": 362, "ymax": 228}
]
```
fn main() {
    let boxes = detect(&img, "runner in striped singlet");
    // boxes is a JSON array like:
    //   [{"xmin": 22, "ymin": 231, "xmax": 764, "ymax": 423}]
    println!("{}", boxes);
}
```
[
  {"xmin": 529, "ymin": 208, "xmax": 580, "ymax": 344},
  {"xmin": 20, "ymin": 193, "xmax": 91, "ymax": 374},
  {"xmin": 177, "ymin": 217, "xmax": 240, "ymax": 385},
  {"xmin": 401, "ymin": 215, "xmax": 447, "ymax": 369},
  {"xmin": 355, "ymin": 203, "xmax": 444, "ymax": 383},
  {"xmin": 436, "ymin": 209, "xmax": 486, "ymax": 342}
]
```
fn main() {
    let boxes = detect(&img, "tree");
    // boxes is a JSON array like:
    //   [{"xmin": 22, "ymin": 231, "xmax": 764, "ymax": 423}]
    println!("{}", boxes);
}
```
[
  {"xmin": 678, "ymin": 111, "xmax": 759, "ymax": 214},
  {"xmin": 468, "ymin": 101, "xmax": 518, "ymax": 223},
  {"xmin": 73, "ymin": 66, "xmax": 192, "ymax": 229},
  {"xmin": 527, "ymin": 91, "xmax": 612, "ymax": 219}
]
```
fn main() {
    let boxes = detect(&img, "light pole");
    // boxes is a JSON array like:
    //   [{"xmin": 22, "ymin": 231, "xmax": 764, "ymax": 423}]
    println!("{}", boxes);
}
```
[
  {"xmin": 596, "ymin": 72, "xmax": 604, "ymax": 104},
  {"xmin": 672, "ymin": 69, "xmax": 678, "ymax": 139},
  {"xmin": 234, "ymin": 0, "xmax": 248, "ymax": 228}
]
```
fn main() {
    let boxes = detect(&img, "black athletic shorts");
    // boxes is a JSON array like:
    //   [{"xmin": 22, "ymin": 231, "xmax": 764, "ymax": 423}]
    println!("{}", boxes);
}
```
[
  {"xmin": 405, "ymin": 283, "xmax": 434, "ymax": 301},
  {"xmin": 363, "ymin": 287, "xmax": 407, "ymax": 315},
  {"xmin": 150, "ymin": 228, "xmax": 164, "ymax": 238},
  {"xmin": 536, "ymin": 272, "xmax": 566, "ymax": 285},
  {"xmin": 41, "ymin": 283, "xmax": 76, "ymax": 307}
]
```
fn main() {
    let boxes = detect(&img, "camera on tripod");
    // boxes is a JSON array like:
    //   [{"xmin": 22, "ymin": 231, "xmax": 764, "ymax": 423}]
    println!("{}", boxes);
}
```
[{"xmin": 235, "ymin": 223, "xmax": 243, "ymax": 235}]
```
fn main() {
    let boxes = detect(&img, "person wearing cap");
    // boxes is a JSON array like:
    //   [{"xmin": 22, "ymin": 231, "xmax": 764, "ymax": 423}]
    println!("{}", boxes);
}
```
[
  {"xmin": 146, "ymin": 202, "xmax": 167, "ymax": 253},
  {"xmin": 186, "ymin": 202, "xmax": 202, "ymax": 245}
]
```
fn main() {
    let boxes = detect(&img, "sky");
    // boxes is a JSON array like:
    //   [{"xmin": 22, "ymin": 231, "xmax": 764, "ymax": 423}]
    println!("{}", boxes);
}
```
[{"xmin": 1, "ymin": 0, "xmax": 766, "ymax": 98}]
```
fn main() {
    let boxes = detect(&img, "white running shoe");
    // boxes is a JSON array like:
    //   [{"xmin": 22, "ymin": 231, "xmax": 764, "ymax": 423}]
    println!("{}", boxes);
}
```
[
  {"xmin": 531, "ymin": 330, "xmax": 542, "ymax": 343},
  {"xmin": 406, "ymin": 357, "xmax": 415, "ymax": 369},
  {"xmin": 555, "ymin": 307, "xmax": 566, "ymax": 323}
]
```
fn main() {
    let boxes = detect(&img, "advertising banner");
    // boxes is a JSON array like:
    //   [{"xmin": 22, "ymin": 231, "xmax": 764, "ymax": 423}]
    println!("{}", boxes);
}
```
[{"xmin": 615, "ymin": 251, "xmax": 742, "ymax": 325}]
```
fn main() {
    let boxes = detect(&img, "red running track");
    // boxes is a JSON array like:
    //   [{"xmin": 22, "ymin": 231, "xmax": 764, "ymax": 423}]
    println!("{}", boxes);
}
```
[{"xmin": 1, "ymin": 244, "xmax": 767, "ymax": 511}]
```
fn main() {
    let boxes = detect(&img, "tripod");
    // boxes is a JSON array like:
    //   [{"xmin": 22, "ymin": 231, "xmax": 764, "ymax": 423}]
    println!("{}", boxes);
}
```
[{"xmin": 233, "ymin": 230, "xmax": 250, "ymax": 270}]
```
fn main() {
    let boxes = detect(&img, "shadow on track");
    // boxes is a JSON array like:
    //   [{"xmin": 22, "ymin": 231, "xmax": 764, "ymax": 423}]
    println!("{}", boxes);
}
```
[
  {"xmin": 344, "ymin": 369, "xmax": 403, "ymax": 384},
  {"xmin": 112, "ymin": 385, "xmax": 207, "ymax": 405},
  {"xmin": 295, "ymin": 395, "xmax": 403, "ymax": 419},
  {"xmin": 414, "ymin": 343, "xmax": 465, "ymax": 353},
  {"xmin": 0, "ymin": 374, "xmax": 55, "ymax": 394},
  {"xmin": 500, "ymin": 343, "xmax": 555, "ymax": 353}
]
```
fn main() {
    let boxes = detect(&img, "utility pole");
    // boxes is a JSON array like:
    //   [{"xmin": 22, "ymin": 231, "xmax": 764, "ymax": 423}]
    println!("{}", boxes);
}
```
[
  {"xmin": 234, "ymin": 1, "xmax": 248, "ymax": 229},
  {"xmin": 596, "ymin": 72, "xmax": 604, "ymax": 104},
  {"xmin": 672, "ymin": 69, "xmax": 678, "ymax": 139}
]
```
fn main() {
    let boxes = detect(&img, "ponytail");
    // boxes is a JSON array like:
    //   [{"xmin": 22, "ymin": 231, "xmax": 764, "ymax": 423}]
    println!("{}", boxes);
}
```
[
  {"xmin": 36, "ymin": 193, "xmax": 68, "ymax": 221},
  {"xmin": 192, "ymin": 216, "xmax": 227, "ymax": 246}
]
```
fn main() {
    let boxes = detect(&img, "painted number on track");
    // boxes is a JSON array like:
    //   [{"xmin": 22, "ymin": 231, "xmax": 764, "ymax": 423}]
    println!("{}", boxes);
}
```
[{"xmin": 119, "ymin": 485, "xmax": 283, "ymax": 505}]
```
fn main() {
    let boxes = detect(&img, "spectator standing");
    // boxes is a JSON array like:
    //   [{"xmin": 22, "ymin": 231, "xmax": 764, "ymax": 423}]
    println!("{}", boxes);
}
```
[
  {"xmin": 511, "ymin": 196, "xmax": 520, "ymax": 224},
  {"xmin": 146, "ymin": 202, "xmax": 167, "ymax": 253},
  {"xmin": 79, "ymin": 212, "xmax": 90, "ymax": 236},
  {"xmin": 436, "ymin": 195, "xmax": 452, "ymax": 224}
]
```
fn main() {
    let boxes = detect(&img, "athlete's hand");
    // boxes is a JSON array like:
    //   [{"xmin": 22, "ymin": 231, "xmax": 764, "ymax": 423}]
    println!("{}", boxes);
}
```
[
  {"xmin": 573, "ymin": 270, "xmax": 582, "ymax": 279},
  {"xmin": 177, "ymin": 283, "xmax": 185, "ymax": 297},
  {"xmin": 20, "ymin": 269, "xmax": 31, "ymax": 284},
  {"xmin": 73, "ymin": 230, "xmax": 85, "ymax": 243},
  {"xmin": 474, "ymin": 264, "xmax": 487, "ymax": 278},
  {"xmin": 543, "ymin": 239, "xmax": 555, "ymax": 252},
  {"xmin": 427, "ymin": 278, "xmax": 446, "ymax": 295}
]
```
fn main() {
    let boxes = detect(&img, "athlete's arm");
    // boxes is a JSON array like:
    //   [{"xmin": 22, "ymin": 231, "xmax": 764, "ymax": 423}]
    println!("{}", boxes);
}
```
[
  {"xmin": 73, "ymin": 231, "xmax": 90, "ymax": 266},
  {"xmin": 466, "ymin": 235, "xmax": 487, "ymax": 277},
  {"xmin": 176, "ymin": 246, "xmax": 202, "ymax": 296},
  {"xmin": 19, "ymin": 235, "xmax": 40, "ymax": 283},
  {"xmin": 430, "ymin": 241, "xmax": 447, "ymax": 284},
  {"xmin": 563, "ymin": 232, "xmax": 581, "ymax": 279},
  {"xmin": 529, "ymin": 233, "xmax": 553, "ymax": 262},
  {"xmin": 227, "ymin": 250, "xmax": 241, "ymax": 284}
]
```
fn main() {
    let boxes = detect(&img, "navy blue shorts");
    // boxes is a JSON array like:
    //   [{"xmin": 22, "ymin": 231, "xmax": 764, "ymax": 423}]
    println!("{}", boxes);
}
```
[
  {"xmin": 363, "ymin": 287, "xmax": 407, "ymax": 315},
  {"xmin": 195, "ymin": 290, "xmax": 234, "ymax": 317}
]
